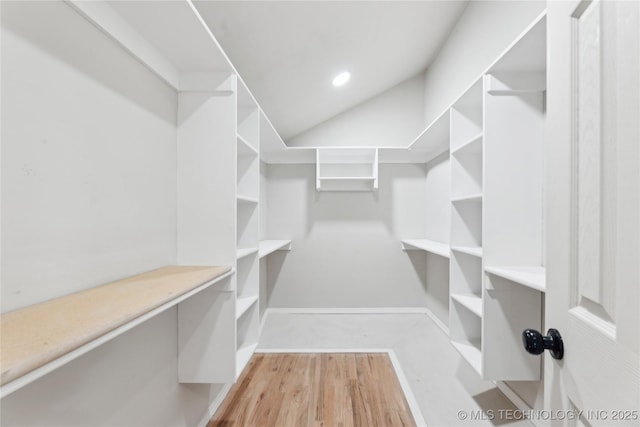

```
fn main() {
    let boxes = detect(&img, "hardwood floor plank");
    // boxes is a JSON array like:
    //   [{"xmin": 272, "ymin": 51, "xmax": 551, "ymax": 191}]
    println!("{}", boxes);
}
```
[{"xmin": 208, "ymin": 353, "xmax": 416, "ymax": 427}]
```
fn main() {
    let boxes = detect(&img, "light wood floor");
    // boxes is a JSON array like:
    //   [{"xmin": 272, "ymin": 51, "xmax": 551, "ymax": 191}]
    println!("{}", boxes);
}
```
[{"xmin": 207, "ymin": 353, "xmax": 417, "ymax": 427}]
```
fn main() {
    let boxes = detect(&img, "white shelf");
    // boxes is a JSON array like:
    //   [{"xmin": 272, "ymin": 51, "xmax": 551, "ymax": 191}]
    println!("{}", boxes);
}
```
[
  {"xmin": 451, "ymin": 133, "xmax": 483, "ymax": 156},
  {"xmin": 451, "ymin": 293, "xmax": 483, "ymax": 317},
  {"xmin": 451, "ymin": 193, "xmax": 483, "ymax": 203},
  {"xmin": 236, "ymin": 343, "xmax": 258, "ymax": 377},
  {"xmin": 237, "ymin": 134, "xmax": 258, "ymax": 157},
  {"xmin": 488, "ymin": 13, "xmax": 546, "ymax": 75},
  {"xmin": 316, "ymin": 178, "xmax": 378, "ymax": 192},
  {"xmin": 316, "ymin": 148, "xmax": 378, "ymax": 191},
  {"xmin": 236, "ymin": 296, "xmax": 258, "ymax": 319},
  {"xmin": 259, "ymin": 240, "xmax": 292, "ymax": 258},
  {"xmin": 1, "ymin": 266, "xmax": 233, "ymax": 397},
  {"xmin": 237, "ymin": 195, "xmax": 259, "ymax": 205},
  {"xmin": 318, "ymin": 176, "xmax": 376, "ymax": 181},
  {"xmin": 68, "ymin": 0, "xmax": 235, "ymax": 91},
  {"xmin": 401, "ymin": 239, "xmax": 450, "ymax": 258},
  {"xmin": 236, "ymin": 247, "xmax": 258, "ymax": 259},
  {"xmin": 486, "ymin": 74, "xmax": 546, "ymax": 96},
  {"xmin": 451, "ymin": 246, "xmax": 483, "ymax": 258},
  {"xmin": 409, "ymin": 108, "xmax": 450, "ymax": 158},
  {"xmin": 484, "ymin": 266, "xmax": 546, "ymax": 292},
  {"xmin": 451, "ymin": 340, "xmax": 482, "ymax": 376}
]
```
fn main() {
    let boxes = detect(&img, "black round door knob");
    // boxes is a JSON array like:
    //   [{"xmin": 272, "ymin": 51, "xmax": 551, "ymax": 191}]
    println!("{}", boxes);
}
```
[{"xmin": 522, "ymin": 328, "xmax": 564, "ymax": 360}]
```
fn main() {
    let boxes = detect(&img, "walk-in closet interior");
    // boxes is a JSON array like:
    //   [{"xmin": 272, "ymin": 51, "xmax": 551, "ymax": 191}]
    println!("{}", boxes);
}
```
[{"xmin": 2, "ymin": 1, "xmax": 639, "ymax": 426}]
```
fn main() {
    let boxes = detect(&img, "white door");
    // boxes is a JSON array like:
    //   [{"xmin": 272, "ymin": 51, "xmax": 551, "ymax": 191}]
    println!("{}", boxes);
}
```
[{"xmin": 546, "ymin": 0, "xmax": 640, "ymax": 424}]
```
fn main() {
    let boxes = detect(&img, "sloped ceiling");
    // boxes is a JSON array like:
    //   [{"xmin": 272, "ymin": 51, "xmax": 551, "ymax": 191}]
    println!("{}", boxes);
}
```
[{"xmin": 194, "ymin": 1, "xmax": 468, "ymax": 141}]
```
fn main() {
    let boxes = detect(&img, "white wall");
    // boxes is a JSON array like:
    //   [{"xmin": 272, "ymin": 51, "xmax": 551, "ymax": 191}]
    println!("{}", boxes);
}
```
[
  {"xmin": 422, "ymin": 1, "xmax": 546, "ymax": 125},
  {"xmin": 264, "ymin": 163, "xmax": 428, "ymax": 308},
  {"xmin": 1, "ymin": 1, "xmax": 177, "ymax": 312},
  {"xmin": 287, "ymin": 74, "xmax": 425, "ymax": 147},
  {"xmin": 424, "ymin": 153, "xmax": 451, "ymax": 327},
  {"xmin": 1, "ymin": 2, "xmax": 223, "ymax": 425}
]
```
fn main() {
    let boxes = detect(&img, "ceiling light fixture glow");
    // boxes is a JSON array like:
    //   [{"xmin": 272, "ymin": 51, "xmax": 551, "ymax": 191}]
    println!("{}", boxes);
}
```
[{"xmin": 332, "ymin": 71, "xmax": 351, "ymax": 87}]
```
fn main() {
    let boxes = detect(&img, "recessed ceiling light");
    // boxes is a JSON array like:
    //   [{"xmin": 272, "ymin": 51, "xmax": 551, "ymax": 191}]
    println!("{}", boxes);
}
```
[{"xmin": 332, "ymin": 71, "xmax": 351, "ymax": 87}]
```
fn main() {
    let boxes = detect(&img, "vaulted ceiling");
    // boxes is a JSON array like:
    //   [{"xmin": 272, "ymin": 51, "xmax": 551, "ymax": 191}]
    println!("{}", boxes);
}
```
[{"xmin": 194, "ymin": 1, "xmax": 468, "ymax": 141}]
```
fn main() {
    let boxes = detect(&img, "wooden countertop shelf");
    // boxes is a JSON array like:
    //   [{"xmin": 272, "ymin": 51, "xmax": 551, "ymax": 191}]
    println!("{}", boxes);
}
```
[{"xmin": 0, "ymin": 265, "xmax": 232, "ymax": 397}]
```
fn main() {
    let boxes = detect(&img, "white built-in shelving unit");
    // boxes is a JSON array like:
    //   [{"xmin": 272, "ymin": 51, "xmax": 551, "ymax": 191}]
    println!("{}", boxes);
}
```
[
  {"xmin": 234, "ymin": 81, "xmax": 261, "ymax": 375},
  {"xmin": 452, "ymin": 14, "xmax": 546, "ymax": 381},
  {"xmin": 478, "ymin": 14, "xmax": 547, "ymax": 381},
  {"xmin": 177, "ymin": 77, "xmax": 266, "ymax": 383},
  {"xmin": 401, "ymin": 12, "xmax": 547, "ymax": 381},
  {"xmin": 315, "ymin": 148, "xmax": 379, "ymax": 191},
  {"xmin": 61, "ymin": 0, "xmax": 294, "ymax": 385},
  {"xmin": 400, "ymin": 104, "xmax": 453, "ymax": 325},
  {"xmin": 448, "ymin": 76, "xmax": 485, "ymax": 375}
]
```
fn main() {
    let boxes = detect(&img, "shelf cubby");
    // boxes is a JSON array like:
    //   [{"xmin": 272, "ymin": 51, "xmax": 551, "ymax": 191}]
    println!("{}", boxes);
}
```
[
  {"xmin": 450, "ymin": 250, "xmax": 483, "ymax": 296},
  {"xmin": 451, "ymin": 340, "xmax": 482, "ymax": 376},
  {"xmin": 237, "ymin": 134, "xmax": 259, "ymax": 158},
  {"xmin": 451, "ymin": 293, "xmax": 483, "ymax": 317},
  {"xmin": 237, "ymin": 199, "xmax": 258, "ymax": 251},
  {"xmin": 236, "ymin": 343, "xmax": 258, "ymax": 378},
  {"xmin": 236, "ymin": 252, "xmax": 258, "ymax": 299},
  {"xmin": 236, "ymin": 303, "xmax": 259, "ymax": 352},
  {"xmin": 451, "ymin": 152, "xmax": 483, "ymax": 199},
  {"xmin": 450, "ymin": 79, "xmax": 483, "ymax": 151},
  {"xmin": 450, "ymin": 300, "xmax": 483, "ymax": 376},
  {"xmin": 451, "ymin": 133, "xmax": 483, "ymax": 156},
  {"xmin": 236, "ymin": 295, "xmax": 259, "ymax": 320},
  {"xmin": 236, "ymin": 303, "xmax": 260, "ymax": 376},
  {"xmin": 237, "ymin": 151, "xmax": 259, "ymax": 200},
  {"xmin": 451, "ymin": 200, "xmax": 482, "ymax": 249}
]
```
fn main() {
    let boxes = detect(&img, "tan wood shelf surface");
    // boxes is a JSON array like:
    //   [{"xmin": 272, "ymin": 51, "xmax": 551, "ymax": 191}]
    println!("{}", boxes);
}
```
[{"xmin": 0, "ymin": 265, "xmax": 232, "ymax": 390}]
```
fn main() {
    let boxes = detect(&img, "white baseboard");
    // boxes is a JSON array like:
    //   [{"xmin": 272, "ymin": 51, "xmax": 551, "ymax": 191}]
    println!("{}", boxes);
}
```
[
  {"xmin": 263, "ymin": 306, "xmax": 450, "ymax": 336},
  {"xmin": 387, "ymin": 349, "xmax": 428, "ymax": 427},
  {"xmin": 494, "ymin": 381, "xmax": 537, "ymax": 426},
  {"xmin": 265, "ymin": 307, "xmax": 431, "ymax": 315},
  {"xmin": 256, "ymin": 347, "xmax": 389, "ymax": 353},
  {"xmin": 196, "ymin": 383, "xmax": 233, "ymax": 427},
  {"xmin": 254, "ymin": 347, "xmax": 427, "ymax": 427},
  {"xmin": 422, "ymin": 308, "xmax": 449, "ymax": 335}
]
